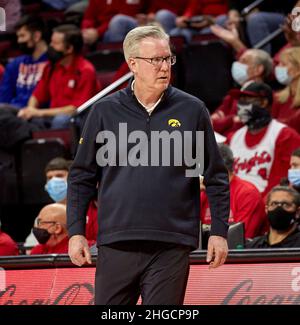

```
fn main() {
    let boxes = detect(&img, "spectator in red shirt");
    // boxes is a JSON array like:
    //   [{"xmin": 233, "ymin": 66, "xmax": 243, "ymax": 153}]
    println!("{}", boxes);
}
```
[
  {"xmin": 81, "ymin": 0, "xmax": 146, "ymax": 45},
  {"xmin": 17, "ymin": 24, "xmax": 100, "ymax": 130},
  {"xmin": 200, "ymin": 144, "xmax": 267, "ymax": 239},
  {"xmin": 31, "ymin": 203, "xmax": 69, "ymax": 255},
  {"xmin": 228, "ymin": 82, "xmax": 300, "ymax": 199},
  {"xmin": 211, "ymin": 49, "xmax": 273, "ymax": 136},
  {"xmin": 272, "ymin": 47, "xmax": 300, "ymax": 134},
  {"xmin": 0, "ymin": 221, "xmax": 19, "ymax": 256}
]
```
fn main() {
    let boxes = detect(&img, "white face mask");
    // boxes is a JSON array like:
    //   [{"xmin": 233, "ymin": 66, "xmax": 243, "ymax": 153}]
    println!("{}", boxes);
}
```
[
  {"xmin": 231, "ymin": 61, "xmax": 249, "ymax": 86},
  {"xmin": 275, "ymin": 66, "xmax": 292, "ymax": 85}
]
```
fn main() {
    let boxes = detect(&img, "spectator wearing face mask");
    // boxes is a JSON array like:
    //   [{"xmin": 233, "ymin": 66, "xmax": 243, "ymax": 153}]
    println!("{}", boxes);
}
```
[
  {"xmin": 44, "ymin": 157, "xmax": 70, "ymax": 204},
  {"xmin": 17, "ymin": 24, "xmax": 100, "ymax": 130},
  {"xmin": 288, "ymin": 148, "xmax": 300, "ymax": 193},
  {"xmin": 0, "ymin": 15, "xmax": 48, "ymax": 109},
  {"xmin": 30, "ymin": 203, "xmax": 70, "ymax": 254},
  {"xmin": 246, "ymin": 186, "xmax": 300, "ymax": 248},
  {"xmin": 211, "ymin": 49, "xmax": 273, "ymax": 136},
  {"xmin": 228, "ymin": 82, "xmax": 300, "ymax": 198},
  {"xmin": 24, "ymin": 157, "xmax": 97, "ymax": 252},
  {"xmin": 272, "ymin": 47, "xmax": 300, "ymax": 134}
]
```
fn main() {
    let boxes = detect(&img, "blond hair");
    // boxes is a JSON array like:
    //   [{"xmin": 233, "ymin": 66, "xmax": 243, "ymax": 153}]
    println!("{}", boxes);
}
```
[
  {"xmin": 275, "ymin": 47, "xmax": 300, "ymax": 108},
  {"xmin": 123, "ymin": 25, "xmax": 170, "ymax": 63}
]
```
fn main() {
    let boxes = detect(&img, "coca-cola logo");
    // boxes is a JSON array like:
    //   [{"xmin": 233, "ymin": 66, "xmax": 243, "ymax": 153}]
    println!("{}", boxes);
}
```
[
  {"xmin": 0, "ymin": 283, "xmax": 94, "ymax": 305},
  {"xmin": 222, "ymin": 279, "xmax": 300, "ymax": 305}
]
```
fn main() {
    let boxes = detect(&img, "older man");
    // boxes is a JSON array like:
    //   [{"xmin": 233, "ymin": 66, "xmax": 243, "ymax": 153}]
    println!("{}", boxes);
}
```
[
  {"xmin": 247, "ymin": 186, "xmax": 300, "ymax": 248},
  {"xmin": 67, "ymin": 25, "xmax": 229, "ymax": 305},
  {"xmin": 31, "ymin": 203, "xmax": 69, "ymax": 255},
  {"xmin": 211, "ymin": 48, "xmax": 273, "ymax": 136}
]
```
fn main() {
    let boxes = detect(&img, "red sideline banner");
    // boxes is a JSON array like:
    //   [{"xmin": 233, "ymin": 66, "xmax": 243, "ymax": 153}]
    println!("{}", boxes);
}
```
[{"xmin": 1, "ymin": 263, "xmax": 300, "ymax": 305}]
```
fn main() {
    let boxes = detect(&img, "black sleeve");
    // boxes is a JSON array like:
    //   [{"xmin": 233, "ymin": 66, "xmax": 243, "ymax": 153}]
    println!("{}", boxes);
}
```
[
  {"xmin": 67, "ymin": 106, "xmax": 102, "ymax": 238},
  {"xmin": 200, "ymin": 104, "xmax": 230, "ymax": 238}
]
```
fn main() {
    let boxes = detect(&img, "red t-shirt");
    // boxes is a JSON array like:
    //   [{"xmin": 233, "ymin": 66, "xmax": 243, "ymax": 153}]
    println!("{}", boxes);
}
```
[
  {"xmin": 81, "ymin": 0, "xmax": 146, "ymax": 38},
  {"xmin": 211, "ymin": 93, "xmax": 243, "ymax": 136},
  {"xmin": 30, "ymin": 236, "xmax": 69, "ymax": 255},
  {"xmin": 33, "ymin": 56, "xmax": 100, "ymax": 109},
  {"xmin": 0, "ymin": 230, "xmax": 19, "ymax": 256},
  {"xmin": 146, "ymin": 0, "xmax": 190, "ymax": 16},
  {"xmin": 193, "ymin": 0, "xmax": 228, "ymax": 16},
  {"xmin": 200, "ymin": 175, "xmax": 268, "ymax": 239},
  {"xmin": 228, "ymin": 123, "xmax": 300, "ymax": 198},
  {"xmin": 85, "ymin": 200, "xmax": 98, "ymax": 242},
  {"xmin": 272, "ymin": 94, "xmax": 300, "ymax": 134}
]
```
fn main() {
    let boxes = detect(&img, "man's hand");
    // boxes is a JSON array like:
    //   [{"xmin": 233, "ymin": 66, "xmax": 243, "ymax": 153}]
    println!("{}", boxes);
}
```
[
  {"xmin": 17, "ymin": 107, "xmax": 41, "ymax": 120},
  {"xmin": 206, "ymin": 235, "xmax": 228, "ymax": 269},
  {"xmin": 82, "ymin": 28, "xmax": 99, "ymax": 45},
  {"xmin": 211, "ymin": 24, "xmax": 239, "ymax": 45},
  {"xmin": 68, "ymin": 235, "xmax": 92, "ymax": 267},
  {"xmin": 176, "ymin": 16, "xmax": 188, "ymax": 28}
]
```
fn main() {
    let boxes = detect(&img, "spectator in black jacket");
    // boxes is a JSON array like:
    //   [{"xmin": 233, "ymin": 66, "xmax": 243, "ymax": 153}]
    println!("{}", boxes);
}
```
[
  {"xmin": 67, "ymin": 25, "xmax": 230, "ymax": 305},
  {"xmin": 246, "ymin": 186, "xmax": 300, "ymax": 248}
]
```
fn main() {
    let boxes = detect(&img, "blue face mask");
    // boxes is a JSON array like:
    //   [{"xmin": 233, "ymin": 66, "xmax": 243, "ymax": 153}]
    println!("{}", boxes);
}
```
[
  {"xmin": 288, "ymin": 169, "xmax": 300, "ymax": 187},
  {"xmin": 275, "ymin": 66, "xmax": 292, "ymax": 85},
  {"xmin": 45, "ymin": 177, "xmax": 67, "ymax": 203},
  {"xmin": 231, "ymin": 61, "xmax": 249, "ymax": 86}
]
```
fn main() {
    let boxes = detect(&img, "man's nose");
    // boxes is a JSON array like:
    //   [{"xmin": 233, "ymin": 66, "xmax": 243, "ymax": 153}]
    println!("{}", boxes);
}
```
[{"xmin": 160, "ymin": 59, "xmax": 169, "ymax": 70}]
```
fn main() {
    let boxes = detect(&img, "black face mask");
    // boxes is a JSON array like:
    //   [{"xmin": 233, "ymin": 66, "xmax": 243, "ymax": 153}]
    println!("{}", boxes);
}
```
[
  {"xmin": 47, "ymin": 46, "xmax": 65, "ymax": 64},
  {"xmin": 33, "ymin": 227, "xmax": 51, "ymax": 244},
  {"xmin": 18, "ymin": 42, "xmax": 35, "ymax": 55},
  {"xmin": 237, "ymin": 102, "xmax": 271, "ymax": 131},
  {"xmin": 267, "ymin": 206, "xmax": 296, "ymax": 231}
]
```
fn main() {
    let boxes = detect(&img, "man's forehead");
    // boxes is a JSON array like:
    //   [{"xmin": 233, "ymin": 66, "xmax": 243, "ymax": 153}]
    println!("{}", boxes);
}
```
[
  {"xmin": 139, "ymin": 38, "xmax": 170, "ymax": 54},
  {"xmin": 241, "ymin": 51, "xmax": 254, "ymax": 62},
  {"xmin": 52, "ymin": 32, "xmax": 64, "ymax": 42},
  {"xmin": 270, "ymin": 191, "xmax": 293, "ymax": 202}
]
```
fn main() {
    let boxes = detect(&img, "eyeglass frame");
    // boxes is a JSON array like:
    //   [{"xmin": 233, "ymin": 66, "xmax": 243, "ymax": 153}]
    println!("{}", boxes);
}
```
[
  {"xmin": 133, "ymin": 55, "xmax": 176, "ymax": 67},
  {"xmin": 36, "ymin": 219, "xmax": 57, "ymax": 227},
  {"xmin": 267, "ymin": 200, "xmax": 296, "ymax": 210}
]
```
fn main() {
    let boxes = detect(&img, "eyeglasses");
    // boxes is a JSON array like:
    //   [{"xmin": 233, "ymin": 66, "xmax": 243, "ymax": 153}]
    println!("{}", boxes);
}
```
[
  {"xmin": 36, "ymin": 219, "xmax": 57, "ymax": 227},
  {"xmin": 134, "ymin": 55, "xmax": 176, "ymax": 67},
  {"xmin": 268, "ymin": 201, "xmax": 296, "ymax": 210}
]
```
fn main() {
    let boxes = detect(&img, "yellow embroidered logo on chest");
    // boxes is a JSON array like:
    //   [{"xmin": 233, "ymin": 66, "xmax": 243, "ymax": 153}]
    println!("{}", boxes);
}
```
[{"xmin": 168, "ymin": 119, "xmax": 181, "ymax": 128}]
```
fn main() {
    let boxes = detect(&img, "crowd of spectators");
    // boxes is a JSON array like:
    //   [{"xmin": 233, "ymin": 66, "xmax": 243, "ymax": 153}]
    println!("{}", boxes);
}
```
[{"xmin": 1, "ymin": 0, "xmax": 300, "ymax": 255}]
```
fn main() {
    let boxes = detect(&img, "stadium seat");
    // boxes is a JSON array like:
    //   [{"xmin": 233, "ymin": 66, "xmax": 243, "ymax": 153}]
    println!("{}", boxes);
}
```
[{"xmin": 20, "ymin": 138, "xmax": 67, "ymax": 205}]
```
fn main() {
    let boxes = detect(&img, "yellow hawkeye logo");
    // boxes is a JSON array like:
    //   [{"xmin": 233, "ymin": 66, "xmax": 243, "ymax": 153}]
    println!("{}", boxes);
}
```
[{"xmin": 168, "ymin": 119, "xmax": 181, "ymax": 128}]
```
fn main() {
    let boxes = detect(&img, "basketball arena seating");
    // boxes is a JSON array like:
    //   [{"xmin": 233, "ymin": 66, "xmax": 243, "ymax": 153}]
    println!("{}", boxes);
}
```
[
  {"xmin": 0, "ymin": 0, "xmax": 287, "ymax": 243},
  {"xmin": 0, "ymin": 32, "xmax": 236, "ymax": 242}
]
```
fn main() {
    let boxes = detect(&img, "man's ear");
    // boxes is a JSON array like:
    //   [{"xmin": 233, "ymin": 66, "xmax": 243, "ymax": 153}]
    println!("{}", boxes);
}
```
[
  {"xmin": 261, "ymin": 98, "xmax": 269, "ymax": 108},
  {"xmin": 33, "ymin": 30, "xmax": 42, "ymax": 43},
  {"xmin": 66, "ymin": 44, "xmax": 74, "ymax": 55},
  {"xmin": 128, "ymin": 58, "xmax": 137, "ymax": 73},
  {"xmin": 257, "ymin": 64, "xmax": 264, "ymax": 76},
  {"xmin": 265, "ymin": 205, "xmax": 269, "ymax": 215},
  {"xmin": 54, "ymin": 223, "xmax": 63, "ymax": 235}
]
